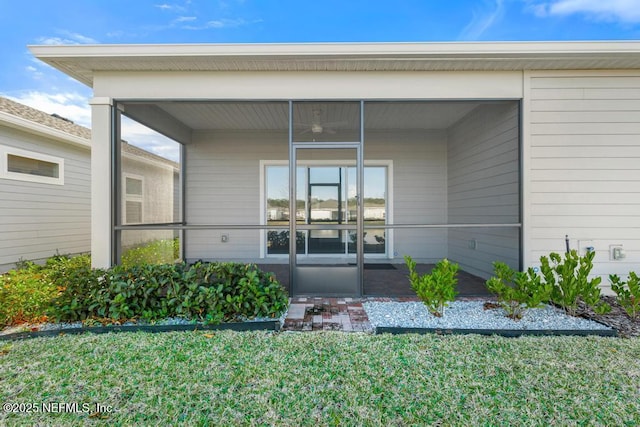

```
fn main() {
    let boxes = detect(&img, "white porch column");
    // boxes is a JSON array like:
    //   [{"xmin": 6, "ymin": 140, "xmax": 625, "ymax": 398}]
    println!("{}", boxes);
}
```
[{"xmin": 89, "ymin": 97, "xmax": 113, "ymax": 269}]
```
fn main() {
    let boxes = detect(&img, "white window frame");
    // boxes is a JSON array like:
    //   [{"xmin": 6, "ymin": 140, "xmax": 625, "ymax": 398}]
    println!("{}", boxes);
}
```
[
  {"xmin": 260, "ymin": 160, "xmax": 393, "ymax": 259},
  {"xmin": 0, "ymin": 144, "xmax": 64, "ymax": 185},
  {"xmin": 123, "ymin": 173, "xmax": 145, "ymax": 225}
]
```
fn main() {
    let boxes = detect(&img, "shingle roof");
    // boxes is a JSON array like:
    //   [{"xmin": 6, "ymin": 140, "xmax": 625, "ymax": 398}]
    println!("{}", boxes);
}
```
[
  {"xmin": 0, "ymin": 96, "xmax": 91, "ymax": 140},
  {"xmin": 121, "ymin": 140, "xmax": 179, "ymax": 169},
  {"xmin": 0, "ymin": 96, "xmax": 178, "ymax": 169}
]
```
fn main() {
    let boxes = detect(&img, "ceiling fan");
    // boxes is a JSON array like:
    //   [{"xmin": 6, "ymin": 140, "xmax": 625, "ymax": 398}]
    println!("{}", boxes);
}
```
[{"xmin": 295, "ymin": 108, "xmax": 345, "ymax": 135}]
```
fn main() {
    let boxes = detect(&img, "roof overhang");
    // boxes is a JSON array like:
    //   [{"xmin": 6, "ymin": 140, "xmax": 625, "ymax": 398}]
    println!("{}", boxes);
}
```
[
  {"xmin": 29, "ymin": 41, "xmax": 640, "ymax": 87},
  {"xmin": 0, "ymin": 110, "xmax": 90, "ymax": 149}
]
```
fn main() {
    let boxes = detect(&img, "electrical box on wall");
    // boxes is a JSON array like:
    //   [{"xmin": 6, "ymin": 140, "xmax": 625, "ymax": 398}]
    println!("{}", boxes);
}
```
[{"xmin": 610, "ymin": 245, "xmax": 626, "ymax": 261}]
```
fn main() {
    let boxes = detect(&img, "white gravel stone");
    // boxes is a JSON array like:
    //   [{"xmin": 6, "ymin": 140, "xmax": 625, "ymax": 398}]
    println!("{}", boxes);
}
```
[{"xmin": 363, "ymin": 301, "xmax": 611, "ymax": 330}]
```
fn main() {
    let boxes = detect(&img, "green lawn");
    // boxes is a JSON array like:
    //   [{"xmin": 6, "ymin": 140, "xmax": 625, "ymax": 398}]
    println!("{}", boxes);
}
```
[{"xmin": 1, "ymin": 331, "xmax": 639, "ymax": 426}]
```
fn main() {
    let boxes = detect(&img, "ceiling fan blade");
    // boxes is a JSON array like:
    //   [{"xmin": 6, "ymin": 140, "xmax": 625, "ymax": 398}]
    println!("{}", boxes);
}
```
[{"xmin": 323, "ymin": 120, "xmax": 350, "ymax": 128}]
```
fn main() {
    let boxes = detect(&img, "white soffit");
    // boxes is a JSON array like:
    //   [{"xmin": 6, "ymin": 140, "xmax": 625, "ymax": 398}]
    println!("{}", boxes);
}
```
[
  {"xmin": 132, "ymin": 100, "xmax": 484, "ymax": 131},
  {"xmin": 29, "ymin": 41, "xmax": 640, "ymax": 87}
]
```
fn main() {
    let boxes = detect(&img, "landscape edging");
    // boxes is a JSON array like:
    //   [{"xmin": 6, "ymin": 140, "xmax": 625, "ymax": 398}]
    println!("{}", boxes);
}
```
[
  {"xmin": 375, "ymin": 326, "xmax": 618, "ymax": 337},
  {"xmin": 0, "ymin": 320, "xmax": 280, "ymax": 341}
]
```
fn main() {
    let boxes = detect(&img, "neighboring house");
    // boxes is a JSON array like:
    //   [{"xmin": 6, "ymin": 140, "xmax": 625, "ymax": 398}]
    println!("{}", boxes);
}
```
[
  {"xmin": 0, "ymin": 97, "xmax": 178, "ymax": 272},
  {"xmin": 30, "ymin": 41, "xmax": 640, "ymax": 296},
  {"xmin": 0, "ymin": 97, "xmax": 91, "ymax": 272}
]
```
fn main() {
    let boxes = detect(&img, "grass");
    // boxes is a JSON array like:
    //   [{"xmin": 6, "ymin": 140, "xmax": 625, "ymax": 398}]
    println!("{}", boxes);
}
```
[{"xmin": 1, "ymin": 332, "xmax": 639, "ymax": 425}]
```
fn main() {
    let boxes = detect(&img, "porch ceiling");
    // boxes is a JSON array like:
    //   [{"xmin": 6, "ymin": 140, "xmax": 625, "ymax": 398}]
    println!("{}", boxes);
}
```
[
  {"xmin": 30, "ymin": 41, "xmax": 640, "ymax": 87},
  {"xmin": 129, "ymin": 101, "xmax": 482, "ymax": 132}
]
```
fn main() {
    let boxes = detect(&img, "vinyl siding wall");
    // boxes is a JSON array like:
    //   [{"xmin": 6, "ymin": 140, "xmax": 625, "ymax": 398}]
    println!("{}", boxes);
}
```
[
  {"xmin": 447, "ymin": 103, "xmax": 520, "ymax": 278},
  {"xmin": 185, "ymin": 131, "xmax": 286, "ymax": 261},
  {"xmin": 120, "ymin": 154, "xmax": 179, "ymax": 249},
  {"xmin": 366, "ymin": 130, "xmax": 448, "ymax": 262},
  {"xmin": 0, "ymin": 126, "xmax": 90, "ymax": 271},
  {"xmin": 525, "ymin": 71, "xmax": 640, "ymax": 291},
  {"xmin": 184, "ymin": 130, "xmax": 448, "ymax": 262}
]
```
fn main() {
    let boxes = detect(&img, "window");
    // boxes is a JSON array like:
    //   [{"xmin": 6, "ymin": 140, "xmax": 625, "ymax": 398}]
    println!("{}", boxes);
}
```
[
  {"xmin": 263, "ymin": 162, "xmax": 390, "ymax": 257},
  {"xmin": 0, "ymin": 145, "xmax": 64, "ymax": 185},
  {"xmin": 123, "ymin": 175, "xmax": 144, "ymax": 224}
]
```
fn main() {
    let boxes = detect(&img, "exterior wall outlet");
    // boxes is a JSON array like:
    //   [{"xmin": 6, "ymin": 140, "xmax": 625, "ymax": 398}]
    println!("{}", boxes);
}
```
[
  {"xmin": 468, "ymin": 239, "xmax": 477, "ymax": 250},
  {"xmin": 221, "ymin": 234, "xmax": 229, "ymax": 243},
  {"xmin": 610, "ymin": 245, "xmax": 626, "ymax": 261}
]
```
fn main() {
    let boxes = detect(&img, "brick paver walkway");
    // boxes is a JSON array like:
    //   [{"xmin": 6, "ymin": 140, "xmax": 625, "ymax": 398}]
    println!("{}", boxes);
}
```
[{"xmin": 281, "ymin": 297, "xmax": 419, "ymax": 332}]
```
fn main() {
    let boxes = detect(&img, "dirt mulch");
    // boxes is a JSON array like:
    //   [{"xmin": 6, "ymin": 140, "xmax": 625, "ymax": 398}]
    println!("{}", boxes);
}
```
[{"xmin": 577, "ymin": 296, "xmax": 640, "ymax": 338}]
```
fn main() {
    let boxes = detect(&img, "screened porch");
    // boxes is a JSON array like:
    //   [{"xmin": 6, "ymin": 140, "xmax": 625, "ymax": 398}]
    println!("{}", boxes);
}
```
[{"xmin": 113, "ymin": 100, "xmax": 521, "ymax": 297}]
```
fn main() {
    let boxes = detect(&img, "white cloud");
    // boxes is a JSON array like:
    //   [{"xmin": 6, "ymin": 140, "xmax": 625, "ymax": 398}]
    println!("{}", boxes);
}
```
[
  {"xmin": 36, "ymin": 30, "xmax": 98, "ymax": 46},
  {"xmin": 530, "ymin": 0, "xmax": 640, "ymax": 23},
  {"xmin": 120, "ymin": 117, "xmax": 180, "ymax": 162},
  {"xmin": 183, "ymin": 17, "xmax": 261, "ymax": 30},
  {"xmin": 60, "ymin": 30, "xmax": 98, "ymax": 44},
  {"xmin": 25, "ymin": 66, "xmax": 44, "ymax": 80},
  {"xmin": 458, "ymin": 0, "xmax": 505, "ymax": 40},
  {"xmin": 36, "ymin": 37, "xmax": 75, "ymax": 45},
  {"xmin": 155, "ymin": 3, "xmax": 186, "ymax": 12},
  {"xmin": 175, "ymin": 16, "xmax": 197, "ymax": 22},
  {"xmin": 6, "ymin": 91, "xmax": 92, "ymax": 128}
]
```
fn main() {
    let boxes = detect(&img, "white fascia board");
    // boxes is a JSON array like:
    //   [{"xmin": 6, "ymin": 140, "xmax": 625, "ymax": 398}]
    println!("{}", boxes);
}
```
[
  {"xmin": 28, "ymin": 40, "xmax": 640, "ymax": 59},
  {"xmin": 29, "ymin": 40, "xmax": 640, "ymax": 89},
  {"xmin": 0, "ymin": 111, "xmax": 90, "ymax": 150}
]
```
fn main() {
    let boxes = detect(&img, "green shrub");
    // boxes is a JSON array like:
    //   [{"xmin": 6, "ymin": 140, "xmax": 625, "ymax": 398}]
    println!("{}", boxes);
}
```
[
  {"xmin": 203, "ymin": 262, "xmax": 290, "ymax": 321},
  {"xmin": 540, "ymin": 250, "xmax": 610, "ymax": 316},
  {"xmin": 49, "ymin": 261, "xmax": 289, "ymax": 324},
  {"xmin": 486, "ymin": 262, "xmax": 552, "ymax": 320},
  {"xmin": 609, "ymin": 272, "xmax": 640, "ymax": 320},
  {"xmin": 46, "ymin": 255, "xmax": 103, "ymax": 322},
  {"xmin": 121, "ymin": 238, "xmax": 180, "ymax": 269},
  {"xmin": 405, "ymin": 256, "xmax": 458, "ymax": 317},
  {"xmin": 0, "ymin": 263, "xmax": 57, "ymax": 326}
]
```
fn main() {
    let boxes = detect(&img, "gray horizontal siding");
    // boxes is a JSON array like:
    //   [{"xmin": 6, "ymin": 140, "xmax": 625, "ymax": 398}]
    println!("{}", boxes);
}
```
[
  {"xmin": 185, "ymin": 129, "xmax": 449, "ymax": 262},
  {"xmin": 0, "ymin": 126, "xmax": 91, "ymax": 271},
  {"xmin": 185, "ymin": 131, "xmax": 286, "ymax": 259},
  {"xmin": 447, "ymin": 103, "xmax": 520, "ymax": 278},
  {"xmin": 366, "ymin": 130, "xmax": 447, "ymax": 262},
  {"xmin": 527, "ymin": 72, "xmax": 640, "ymax": 288}
]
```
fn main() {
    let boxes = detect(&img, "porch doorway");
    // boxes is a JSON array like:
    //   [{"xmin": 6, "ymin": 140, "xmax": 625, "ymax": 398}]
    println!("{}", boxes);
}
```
[
  {"xmin": 291, "ymin": 146, "xmax": 363, "ymax": 296},
  {"xmin": 289, "ymin": 100, "xmax": 364, "ymax": 296}
]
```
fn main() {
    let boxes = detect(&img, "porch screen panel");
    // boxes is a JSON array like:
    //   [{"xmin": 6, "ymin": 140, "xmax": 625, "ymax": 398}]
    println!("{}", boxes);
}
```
[
  {"xmin": 117, "ymin": 113, "xmax": 183, "ymax": 262},
  {"xmin": 266, "ymin": 165, "xmax": 306, "ymax": 255},
  {"xmin": 362, "ymin": 100, "xmax": 521, "ymax": 296},
  {"xmin": 293, "ymin": 102, "xmax": 360, "ymax": 143},
  {"xmin": 177, "ymin": 101, "xmax": 289, "ymax": 267},
  {"xmin": 119, "ymin": 229, "xmax": 180, "ymax": 266}
]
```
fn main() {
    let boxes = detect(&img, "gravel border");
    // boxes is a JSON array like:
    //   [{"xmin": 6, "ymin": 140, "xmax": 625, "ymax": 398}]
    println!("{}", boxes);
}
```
[{"xmin": 363, "ymin": 301, "xmax": 613, "ymax": 332}]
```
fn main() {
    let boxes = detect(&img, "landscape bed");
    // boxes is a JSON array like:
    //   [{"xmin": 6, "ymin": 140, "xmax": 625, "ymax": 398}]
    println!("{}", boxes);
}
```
[{"xmin": 364, "ymin": 301, "xmax": 617, "ymax": 337}]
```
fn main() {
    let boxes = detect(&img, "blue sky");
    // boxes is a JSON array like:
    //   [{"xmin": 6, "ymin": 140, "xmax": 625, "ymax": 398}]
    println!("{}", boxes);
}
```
[{"xmin": 1, "ymin": 0, "xmax": 639, "ymax": 137}]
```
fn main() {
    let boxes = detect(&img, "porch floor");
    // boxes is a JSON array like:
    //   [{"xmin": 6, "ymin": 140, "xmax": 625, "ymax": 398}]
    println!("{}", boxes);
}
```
[{"xmin": 258, "ymin": 263, "xmax": 491, "ymax": 297}]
